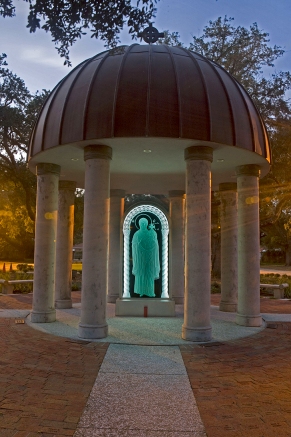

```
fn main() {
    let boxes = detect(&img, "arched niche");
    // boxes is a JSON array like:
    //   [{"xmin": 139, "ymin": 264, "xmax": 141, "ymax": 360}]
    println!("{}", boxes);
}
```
[{"xmin": 122, "ymin": 204, "xmax": 169, "ymax": 299}]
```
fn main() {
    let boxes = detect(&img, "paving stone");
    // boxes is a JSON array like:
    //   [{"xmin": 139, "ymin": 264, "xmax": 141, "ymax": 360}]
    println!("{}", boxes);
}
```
[
  {"xmin": 0, "ymin": 316, "xmax": 108, "ymax": 435},
  {"xmin": 180, "ymin": 319, "xmax": 291, "ymax": 436},
  {"xmin": 1, "ymin": 293, "xmax": 291, "ymax": 435}
]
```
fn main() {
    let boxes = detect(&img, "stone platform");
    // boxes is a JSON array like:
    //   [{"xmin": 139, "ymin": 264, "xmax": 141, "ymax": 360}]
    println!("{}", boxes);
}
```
[{"xmin": 115, "ymin": 297, "xmax": 176, "ymax": 316}]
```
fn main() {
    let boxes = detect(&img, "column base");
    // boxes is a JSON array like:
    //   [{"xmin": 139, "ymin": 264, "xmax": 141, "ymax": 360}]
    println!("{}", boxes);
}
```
[
  {"xmin": 182, "ymin": 324, "xmax": 212, "ymax": 342},
  {"xmin": 31, "ymin": 309, "xmax": 56, "ymax": 323},
  {"xmin": 219, "ymin": 301, "xmax": 237, "ymax": 312},
  {"xmin": 236, "ymin": 313, "xmax": 262, "ymax": 327},
  {"xmin": 78, "ymin": 323, "xmax": 108, "ymax": 339},
  {"xmin": 55, "ymin": 299, "xmax": 72, "ymax": 309},
  {"xmin": 107, "ymin": 294, "xmax": 119, "ymax": 303}
]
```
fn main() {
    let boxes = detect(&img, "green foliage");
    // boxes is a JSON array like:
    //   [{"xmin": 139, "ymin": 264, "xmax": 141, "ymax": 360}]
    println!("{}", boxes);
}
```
[
  {"xmin": 260, "ymin": 121, "xmax": 291, "ymax": 263},
  {"xmin": 160, "ymin": 17, "xmax": 291, "ymax": 127},
  {"xmin": 260, "ymin": 273, "xmax": 291, "ymax": 298},
  {"xmin": 71, "ymin": 282, "xmax": 81, "ymax": 291},
  {"xmin": 189, "ymin": 16, "xmax": 285, "ymax": 85},
  {"xmin": 16, "ymin": 263, "xmax": 34, "ymax": 272},
  {"xmin": 159, "ymin": 17, "xmax": 291, "ymax": 267},
  {"xmin": 0, "ymin": 270, "xmax": 33, "ymax": 293},
  {"xmin": 211, "ymin": 281, "xmax": 221, "ymax": 294},
  {"xmin": 157, "ymin": 30, "xmax": 184, "ymax": 47},
  {"xmin": 0, "ymin": 271, "xmax": 9, "ymax": 281},
  {"xmin": 0, "ymin": 0, "xmax": 159, "ymax": 66},
  {"xmin": 0, "ymin": 54, "xmax": 49, "ymax": 259}
]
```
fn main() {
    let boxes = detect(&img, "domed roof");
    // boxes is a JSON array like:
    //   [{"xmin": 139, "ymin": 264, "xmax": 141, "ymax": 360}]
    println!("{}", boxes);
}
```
[
  {"xmin": 29, "ymin": 44, "xmax": 270, "ymax": 160},
  {"xmin": 27, "ymin": 44, "xmax": 271, "ymax": 193}
]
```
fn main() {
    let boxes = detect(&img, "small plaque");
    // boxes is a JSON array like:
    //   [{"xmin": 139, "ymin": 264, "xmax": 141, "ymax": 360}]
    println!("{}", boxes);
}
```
[{"xmin": 15, "ymin": 319, "xmax": 25, "ymax": 324}]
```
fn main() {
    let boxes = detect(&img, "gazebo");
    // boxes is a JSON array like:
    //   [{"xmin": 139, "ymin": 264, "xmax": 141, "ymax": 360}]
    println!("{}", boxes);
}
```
[{"xmin": 27, "ymin": 42, "xmax": 271, "ymax": 342}]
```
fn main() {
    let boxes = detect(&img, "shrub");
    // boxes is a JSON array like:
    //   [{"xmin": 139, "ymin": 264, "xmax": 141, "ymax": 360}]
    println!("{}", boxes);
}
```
[
  {"xmin": 72, "ymin": 282, "xmax": 81, "ymax": 291},
  {"xmin": 211, "ymin": 281, "xmax": 221, "ymax": 294},
  {"xmin": 260, "ymin": 274, "xmax": 291, "ymax": 298},
  {"xmin": 16, "ymin": 264, "xmax": 34, "ymax": 273}
]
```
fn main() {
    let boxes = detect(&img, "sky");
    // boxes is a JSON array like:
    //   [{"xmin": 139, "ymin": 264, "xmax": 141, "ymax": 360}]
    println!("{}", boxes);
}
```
[{"xmin": 0, "ymin": 0, "xmax": 290, "ymax": 93}]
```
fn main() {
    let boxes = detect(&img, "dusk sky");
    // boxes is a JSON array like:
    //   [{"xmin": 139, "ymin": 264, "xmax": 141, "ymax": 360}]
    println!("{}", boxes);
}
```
[{"xmin": 1, "ymin": 0, "xmax": 290, "ymax": 93}]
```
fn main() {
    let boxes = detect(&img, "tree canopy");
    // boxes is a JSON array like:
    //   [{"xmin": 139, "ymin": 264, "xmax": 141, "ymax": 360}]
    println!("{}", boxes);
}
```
[
  {"xmin": 0, "ymin": 54, "xmax": 86, "ymax": 259},
  {"xmin": 0, "ymin": 53, "xmax": 48, "ymax": 258},
  {"xmin": 159, "ymin": 16, "xmax": 291, "ymax": 265},
  {"xmin": 159, "ymin": 17, "xmax": 291, "ymax": 126},
  {"xmin": 0, "ymin": 0, "xmax": 159, "ymax": 65}
]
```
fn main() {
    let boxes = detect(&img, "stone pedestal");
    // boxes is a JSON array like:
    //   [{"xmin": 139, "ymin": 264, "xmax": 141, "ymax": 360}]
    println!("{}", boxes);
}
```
[
  {"xmin": 236, "ymin": 165, "xmax": 262, "ymax": 327},
  {"xmin": 108, "ymin": 189, "xmax": 125, "ymax": 303},
  {"xmin": 182, "ymin": 146, "xmax": 213, "ymax": 342},
  {"xmin": 115, "ymin": 298, "xmax": 175, "ymax": 317},
  {"xmin": 31, "ymin": 163, "xmax": 60, "ymax": 323},
  {"xmin": 219, "ymin": 183, "xmax": 238, "ymax": 312},
  {"xmin": 55, "ymin": 181, "xmax": 76, "ymax": 309},
  {"xmin": 78, "ymin": 145, "xmax": 112, "ymax": 339},
  {"xmin": 169, "ymin": 190, "xmax": 185, "ymax": 304}
]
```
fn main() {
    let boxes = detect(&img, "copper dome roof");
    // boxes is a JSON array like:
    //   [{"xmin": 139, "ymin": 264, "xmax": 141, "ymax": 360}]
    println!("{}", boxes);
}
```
[{"xmin": 28, "ymin": 44, "xmax": 270, "ymax": 161}]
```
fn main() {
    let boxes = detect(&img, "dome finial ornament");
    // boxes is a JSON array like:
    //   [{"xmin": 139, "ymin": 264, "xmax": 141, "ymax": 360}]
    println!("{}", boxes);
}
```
[{"xmin": 138, "ymin": 23, "xmax": 164, "ymax": 44}]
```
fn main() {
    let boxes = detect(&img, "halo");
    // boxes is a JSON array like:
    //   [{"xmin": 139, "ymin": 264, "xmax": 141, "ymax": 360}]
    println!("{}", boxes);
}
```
[{"xmin": 134, "ymin": 213, "xmax": 152, "ymax": 229}]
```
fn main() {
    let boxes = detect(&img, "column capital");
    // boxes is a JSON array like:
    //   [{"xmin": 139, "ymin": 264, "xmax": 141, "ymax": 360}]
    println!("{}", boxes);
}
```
[
  {"xmin": 236, "ymin": 164, "xmax": 261, "ymax": 177},
  {"xmin": 184, "ymin": 146, "xmax": 213, "ymax": 162},
  {"xmin": 36, "ymin": 163, "xmax": 61, "ymax": 176},
  {"xmin": 169, "ymin": 190, "xmax": 185, "ymax": 198},
  {"xmin": 110, "ymin": 189, "xmax": 126, "ymax": 198},
  {"xmin": 59, "ymin": 180, "xmax": 77, "ymax": 191},
  {"xmin": 219, "ymin": 182, "xmax": 237, "ymax": 192},
  {"xmin": 84, "ymin": 145, "xmax": 112, "ymax": 161}
]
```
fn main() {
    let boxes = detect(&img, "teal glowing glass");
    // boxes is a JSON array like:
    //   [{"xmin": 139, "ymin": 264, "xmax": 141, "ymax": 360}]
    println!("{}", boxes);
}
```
[{"xmin": 132, "ymin": 218, "xmax": 160, "ymax": 297}]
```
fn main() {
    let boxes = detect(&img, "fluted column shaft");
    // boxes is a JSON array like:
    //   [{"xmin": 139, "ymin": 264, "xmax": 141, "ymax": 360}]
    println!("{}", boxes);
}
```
[
  {"xmin": 236, "ymin": 165, "xmax": 262, "ymax": 327},
  {"xmin": 219, "ymin": 183, "xmax": 238, "ymax": 312},
  {"xmin": 55, "ymin": 180, "xmax": 76, "ymax": 309},
  {"xmin": 182, "ymin": 146, "xmax": 213, "ymax": 342},
  {"xmin": 78, "ymin": 145, "xmax": 112, "ymax": 339},
  {"xmin": 31, "ymin": 163, "xmax": 60, "ymax": 323}
]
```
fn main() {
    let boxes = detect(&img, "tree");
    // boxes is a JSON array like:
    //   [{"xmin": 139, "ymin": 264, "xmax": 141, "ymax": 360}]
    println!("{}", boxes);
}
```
[
  {"xmin": 259, "ymin": 121, "xmax": 291, "ymax": 264},
  {"xmin": 190, "ymin": 17, "xmax": 291, "ymax": 265},
  {"xmin": 159, "ymin": 17, "xmax": 291, "ymax": 126},
  {"xmin": 0, "ymin": 173, "xmax": 35, "ymax": 259},
  {"xmin": 0, "ymin": 54, "xmax": 49, "ymax": 258},
  {"xmin": 0, "ymin": 0, "xmax": 159, "ymax": 66},
  {"xmin": 159, "ymin": 17, "xmax": 291, "ymax": 267}
]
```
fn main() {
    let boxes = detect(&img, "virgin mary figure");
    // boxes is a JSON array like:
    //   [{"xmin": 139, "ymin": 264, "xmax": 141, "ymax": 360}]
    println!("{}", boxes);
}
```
[{"xmin": 132, "ymin": 218, "xmax": 160, "ymax": 297}]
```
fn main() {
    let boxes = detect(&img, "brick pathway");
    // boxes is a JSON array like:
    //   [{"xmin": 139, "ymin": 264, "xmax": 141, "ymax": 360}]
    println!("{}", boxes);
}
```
[
  {"xmin": 0, "ymin": 319, "xmax": 108, "ymax": 436},
  {"xmin": 180, "ymin": 323, "xmax": 291, "ymax": 437},
  {"xmin": 211, "ymin": 293, "xmax": 291, "ymax": 314},
  {"xmin": 1, "ymin": 293, "xmax": 291, "ymax": 435}
]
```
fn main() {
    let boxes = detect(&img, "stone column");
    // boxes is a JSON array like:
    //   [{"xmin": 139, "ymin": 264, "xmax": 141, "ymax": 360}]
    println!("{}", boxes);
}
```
[
  {"xmin": 78, "ymin": 145, "xmax": 112, "ymax": 339},
  {"xmin": 107, "ymin": 189, "xmax": 125, "ymax": 303},
  {"xmin": 31, "ymin": 163, "xmax": 60, "ymax": 323},
  {"xmin": 55, "ymin": 180, "xmax": 76, "ymax": 309},
  {"xmin": 219, "ymin": 183, "xmax": 238, "ymax": 312},
  {"xmin": 236, "ymin": 164, "xmax": 262, "ymax": 327},
  {"xmin": 182, "ymin": 146, "xmax": 213, "ymax": 342},
  {"xmin": 169, "ymin": 190, "xmax": 185, "ymax": 304}
]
